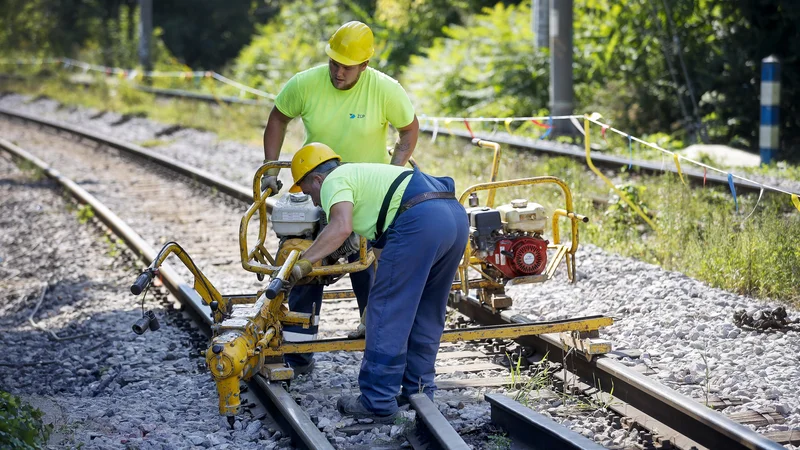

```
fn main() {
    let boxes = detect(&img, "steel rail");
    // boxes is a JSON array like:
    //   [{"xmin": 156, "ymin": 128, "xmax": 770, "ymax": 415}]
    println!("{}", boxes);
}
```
[
  {"xmin": 448, "ymin": 294, "xmax": 783, "ymax": 450},
  {"xmin": 135, "ymin": 85, "xmax": 270, "ymax": 106},
  {"xmin": 0, "ymin": 107, "xmax": 262, "ymax": 205},
  {"xmin": 419, "ymin": 124, "xmax": 764, "ymax": 193},
  {"xmin": 0, "ymin": 138, "xmax": 331, "ymax": 450},
  {"xmin": 485, "ymin": 393, "xmax": 605, "ymax": 450},
  {"xmin": 408, "ymin": 394, "xmax": 469, "ymax": 450},
  {"xmin": 2, "ymin": 79, "xmax": 766, "ymax": 193}
]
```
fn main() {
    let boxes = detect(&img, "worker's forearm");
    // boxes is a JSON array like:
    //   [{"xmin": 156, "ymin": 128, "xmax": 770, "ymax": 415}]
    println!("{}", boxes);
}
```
[
  {"xmin": 391, "ymin": 124, "xmax": 419, "ymax": 166},
  {"xmin": 302, "ymin": 223, "xmax": 351, "ymax": 264},
  {"xmin": 263, "ymin": 117, "xmax": 289, "ymax": 161}
]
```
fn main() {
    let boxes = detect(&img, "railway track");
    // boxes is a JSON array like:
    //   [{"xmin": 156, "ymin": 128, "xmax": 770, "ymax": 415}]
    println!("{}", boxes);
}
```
[
  {"xmin": 0, "ymin": 111, "xmax": 605, "ymax": 449},
  {"xmin": 0, "ymin": 108, "xmax": 788, "ymax": 450},
  {"xmin": 18, "ymin": 79, "xmax": 771, "ymax": 193}
]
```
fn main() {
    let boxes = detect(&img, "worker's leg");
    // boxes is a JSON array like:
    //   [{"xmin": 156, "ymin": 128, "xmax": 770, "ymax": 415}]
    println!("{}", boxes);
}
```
[
  {"xmin": 402, "ymin": 201, "xmax": 468, "ymax": 399},
  {"xmin": 347, "ymin": 246, "xmax": 374, "ymax": 316},
  {"xmin": 358, "ymin": 201, "xmax": 461, "ymax": 415},
  {"xmin": 283, "ymin": 284, "xmax": 324, "ymax": 371}
]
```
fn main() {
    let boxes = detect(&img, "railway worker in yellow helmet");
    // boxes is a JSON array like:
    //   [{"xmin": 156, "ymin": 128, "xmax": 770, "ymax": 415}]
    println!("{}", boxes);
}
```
[
  {"xmin": 261, "ymin": 21, "xmax": 420, "ymax": 375},
  {"xmin": 287, "ymin": 143, "xmax": 467, "ymax": 422}
]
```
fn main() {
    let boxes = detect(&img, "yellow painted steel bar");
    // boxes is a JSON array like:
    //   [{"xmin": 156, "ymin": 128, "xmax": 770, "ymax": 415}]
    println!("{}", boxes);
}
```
[
  {"xmin": 583, "ymin": 117, "xmax": 657, "ymax": 230},
  {"xmin": 148, "ymin": 242, "xmax": 225, "ymax": 316},
  {"xmin": 472, "ymin": 139, "xmax": 502, "ymax": 207},
  {"xmin": 321, "ymin": 278, "xmax": 499, "ymax": 301},
  {"xmin": 552, "ymin": 209, "xmax": 588, "ymax": 254},
  {"xmin": 260, "ymin": 316, "xmax": 613, "ymax": 356}
]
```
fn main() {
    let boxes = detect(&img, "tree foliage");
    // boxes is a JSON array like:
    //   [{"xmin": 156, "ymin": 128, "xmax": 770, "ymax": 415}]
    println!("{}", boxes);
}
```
[
  {"xmin": 402, "ymin": 2, "xmax": 548, "ymax": 123},
  {"xmin": 153, "ymin": 0, "xmax": 273, "ymax": 70},
  {"xmin": 402, "ymin": 0, "xmax": 800, "ymax": 155},
  {"xmin": 2, "ymin": 0, "xmax": 800, "ymax": 155}
]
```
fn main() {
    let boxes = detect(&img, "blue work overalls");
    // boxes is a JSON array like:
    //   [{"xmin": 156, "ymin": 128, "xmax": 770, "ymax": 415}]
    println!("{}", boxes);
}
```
[{"xmin": 359, "ymin": 169, "xmax": 469, "ymax": 415}]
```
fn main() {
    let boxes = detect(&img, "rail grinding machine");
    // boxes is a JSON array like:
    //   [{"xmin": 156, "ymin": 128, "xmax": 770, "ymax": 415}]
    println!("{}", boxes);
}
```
[{"xmin": 129, "ymin": 139, "xmax": 613, "ymax": 423}]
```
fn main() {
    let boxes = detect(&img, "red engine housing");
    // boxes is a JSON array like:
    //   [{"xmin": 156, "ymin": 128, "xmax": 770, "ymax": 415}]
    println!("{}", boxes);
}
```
[{"xmin": 487, "ymin": 236, "xmax": 548, "ymax": 279}]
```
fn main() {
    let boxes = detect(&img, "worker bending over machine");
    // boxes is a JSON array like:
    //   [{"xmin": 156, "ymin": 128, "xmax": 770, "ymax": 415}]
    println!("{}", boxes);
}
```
[{"xmin": 288, "ymin": 143, "xmax": 468, "ymax": 422}]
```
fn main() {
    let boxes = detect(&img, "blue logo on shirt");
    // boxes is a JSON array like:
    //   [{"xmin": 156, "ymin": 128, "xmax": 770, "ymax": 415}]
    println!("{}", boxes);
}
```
[{"xmin": 349, "ymin": 114, "xmax": 366, "ymax": 119}]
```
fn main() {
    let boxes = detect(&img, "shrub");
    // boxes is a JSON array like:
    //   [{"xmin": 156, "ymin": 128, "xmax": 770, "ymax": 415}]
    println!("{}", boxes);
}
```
[{"xmin": 0, "ymin": 391, "xmax": 51, "ymax": 449}]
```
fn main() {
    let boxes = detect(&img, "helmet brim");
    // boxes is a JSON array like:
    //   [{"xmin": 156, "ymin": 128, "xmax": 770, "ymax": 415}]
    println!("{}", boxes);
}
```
[
  {"xmin": 325, "ymin": 45, "xmax": 366, "ymax": 67},
  {"xmin": 289, "ymin": 184, "xmax": 302, "ymax": 193}
]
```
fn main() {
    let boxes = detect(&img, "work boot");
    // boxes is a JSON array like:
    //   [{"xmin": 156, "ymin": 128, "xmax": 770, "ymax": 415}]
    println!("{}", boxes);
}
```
[
  {"xmin": 396, "ymin": 394, "xmax": 409, "ymax": 407},
  {"xmin": 289, "ymin": 359, "xmax": 315, "ymax": 376},
  {"xmin": 347, "ymin": 323, "xmax": 366, "ymax": 339},
  {"xmin": 336, "ymin": 395, "xmax": 397, "ymax": 424}
]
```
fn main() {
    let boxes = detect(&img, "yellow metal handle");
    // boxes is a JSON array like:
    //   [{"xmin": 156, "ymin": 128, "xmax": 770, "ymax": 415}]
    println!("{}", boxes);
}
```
[{"xmin": 471, "ymin": 139, "xmax": 501, "ymax": 207}]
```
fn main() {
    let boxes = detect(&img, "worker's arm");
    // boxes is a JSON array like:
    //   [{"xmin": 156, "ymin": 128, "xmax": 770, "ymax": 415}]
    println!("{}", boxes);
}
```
[
  {"xmin": 263, "ymin": 106, "xmax": 293, "ymax": 161},
  {"xmin": 390, "ymin": 115, "xmax": 419, "ymax": 166},
  {"xmin": 301, "ymin": 202, "xmax": 354, "ymax": 264}
]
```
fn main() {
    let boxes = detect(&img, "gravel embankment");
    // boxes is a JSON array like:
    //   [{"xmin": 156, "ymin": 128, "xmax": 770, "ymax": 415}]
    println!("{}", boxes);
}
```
[
  {"xmin": 0, "ymin": 155, "xmax": 287, "ymax": 449},
  {"xmin": 2, "ymin": 93, "xmax": 798, "ymax": 449}
]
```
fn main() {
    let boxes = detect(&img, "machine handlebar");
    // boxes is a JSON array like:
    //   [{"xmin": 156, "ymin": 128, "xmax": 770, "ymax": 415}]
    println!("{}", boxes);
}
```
[
  {"xmin": 265, "ymin": 278, "xmax": 284, "ymax": 299},
  {"xmin": 131, "ymin": 270, "xmax": 154, "ymax": 295}
]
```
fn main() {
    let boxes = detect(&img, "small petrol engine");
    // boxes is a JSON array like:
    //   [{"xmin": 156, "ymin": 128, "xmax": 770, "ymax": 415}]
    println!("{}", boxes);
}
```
[
  {"xmin": 467, "ymin": 199, "xmax": 549, "ymax": 279},
  {"xmin": 269, "ymin": 193, "xmax": 360, "ymax": 272}
]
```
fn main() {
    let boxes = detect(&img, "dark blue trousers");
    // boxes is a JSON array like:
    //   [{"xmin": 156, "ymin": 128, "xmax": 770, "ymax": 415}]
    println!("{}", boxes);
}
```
[
  {"xmin": 359, "ymin": 173, "xmax": 468, "ymax": 415},
  {"xmin": 283, "ymin": 251, "xmax": 374, "ymax": 367}
]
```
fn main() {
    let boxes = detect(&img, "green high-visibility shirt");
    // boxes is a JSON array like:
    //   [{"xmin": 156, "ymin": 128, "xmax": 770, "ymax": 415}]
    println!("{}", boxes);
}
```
[
  {"xmin": 320, "ymin": 164, "xmax": 412, "ymax": 240},
  {"xmin": 274, "ymin": 65, "xmax": 415, "ymax": 164}
]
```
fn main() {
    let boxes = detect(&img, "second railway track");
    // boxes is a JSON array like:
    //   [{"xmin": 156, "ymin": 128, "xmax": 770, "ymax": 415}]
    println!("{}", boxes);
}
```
[{"xmin": 1, "ymin": 101, "xmax": 797, "ymax": 450}]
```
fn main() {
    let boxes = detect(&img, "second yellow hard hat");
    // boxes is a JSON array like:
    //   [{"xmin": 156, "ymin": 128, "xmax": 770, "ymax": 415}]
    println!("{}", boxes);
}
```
[
  {"xmin": 290, "ymin": 142, "xmax": 341, "ymax": 192},
  {"xmin": 326, "ymin": 21, "xmax": 374, "ymax": 66}
]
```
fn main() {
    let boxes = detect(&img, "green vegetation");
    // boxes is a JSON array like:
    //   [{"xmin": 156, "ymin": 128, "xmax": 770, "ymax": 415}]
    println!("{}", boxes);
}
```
[
  {"xmin": 15, "ymin": 159, "xmax": 45, "ymax": 182},
  {"xmin": 76, "ymin": 204, "xmax": 95, "ymax": 224},
  {"xmin": 4, "ymin": 76, "xmax": 267, "ymax": 144},
  {"xmin": 487, "ymin": 433, "xmax": 512, "ymax": 450},
  {"xmin": 103, "ymin": 236, "xmax": 125, "ymax": 258},
  {"xmin": 507, "ymin": 351, "xmax": 551, "ymax": 406},
  {"xmin": 415, "ymin": 135, "xmax": 800, "ymax": 303},
  {"xmin": 0, "ymin": 391, "xmax": 51, "ymax": 449}
]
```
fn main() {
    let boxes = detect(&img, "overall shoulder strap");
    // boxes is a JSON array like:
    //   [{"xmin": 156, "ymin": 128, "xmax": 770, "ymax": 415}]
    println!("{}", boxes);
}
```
[{"xmin": 375, "ymin": 170, "xmax": 413, "ymax": 241}]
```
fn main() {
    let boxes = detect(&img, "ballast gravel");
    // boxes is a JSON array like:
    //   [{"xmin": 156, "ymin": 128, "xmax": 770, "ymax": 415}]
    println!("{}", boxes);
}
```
[
  {"xmin": 0, "ymin": 156, "xmax": 288, "ymax": 449},
  {"xmin": 2, "ymin": 93, "xmax": 799, "ymax": 449}
]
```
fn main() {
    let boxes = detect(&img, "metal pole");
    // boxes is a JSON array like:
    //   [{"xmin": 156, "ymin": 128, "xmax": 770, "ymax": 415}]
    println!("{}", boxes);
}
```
[
  {"xmin": 533, "ymin": 0, "xmax": 549, "ymax": 50},
  {"xmin": 138, "ymin": 0, "xmax": 153, "ymax": 73},
  {"xmin": 759, "ymin": 55, "xmax": 780, "ymax": 165},
  {"xmin": 549, "ymin": 0, "xmax": 574, "ymax": 137}
]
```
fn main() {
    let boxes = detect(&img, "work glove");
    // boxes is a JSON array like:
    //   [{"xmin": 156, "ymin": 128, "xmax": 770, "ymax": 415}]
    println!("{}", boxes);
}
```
[
  {"xmin": 289, "ymin": 258, "xmax": 313, "ymax": 284},
  {"xmin": 260, "ymin": 167, "xmax": 281, "ymax": 196}
]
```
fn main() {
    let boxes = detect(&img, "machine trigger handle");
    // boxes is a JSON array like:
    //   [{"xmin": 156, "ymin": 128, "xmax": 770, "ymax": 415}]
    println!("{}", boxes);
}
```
[
  {"xmin": 265, "ymin": 278, "xmax": 284, "ymax": 299},
  {"xmin": 131, "ymin": 270, "xmax": 155, "ymax": 295}
]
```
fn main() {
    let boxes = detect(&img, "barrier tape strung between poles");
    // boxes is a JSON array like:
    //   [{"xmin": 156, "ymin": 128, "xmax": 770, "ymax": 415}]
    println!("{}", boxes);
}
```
[{"xmin": 3, "ymin": 57, "xmax": 800, "ymax": 215}]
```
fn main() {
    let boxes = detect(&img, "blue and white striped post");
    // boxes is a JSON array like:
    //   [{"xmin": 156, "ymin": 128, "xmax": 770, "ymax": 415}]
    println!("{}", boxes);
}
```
[{"xmin": 760, "ymin": 55, "xmax": 780, "ymax": 165}]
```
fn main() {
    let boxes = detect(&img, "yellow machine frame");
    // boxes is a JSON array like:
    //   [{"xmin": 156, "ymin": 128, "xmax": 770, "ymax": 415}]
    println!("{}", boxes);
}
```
[{"xmin": 132, "ymin": 139, "xmax": 608, "ymax": 422}]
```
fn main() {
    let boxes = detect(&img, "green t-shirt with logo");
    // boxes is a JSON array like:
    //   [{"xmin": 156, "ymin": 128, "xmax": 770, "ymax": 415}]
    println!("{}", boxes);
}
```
[
  {"xmin": 275, "ymin": 65, "xmax": 415, "ymax": 164},
  {"xmin": 320, "ymin": 164, "xmax": 412, "ymax": 240}
]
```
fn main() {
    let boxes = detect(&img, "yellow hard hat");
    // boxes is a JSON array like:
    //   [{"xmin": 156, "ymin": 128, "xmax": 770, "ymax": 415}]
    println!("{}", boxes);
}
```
[
  {"xmin": 290, "ymin": 142, "xmax": 341, "ymax": 192},
  {"xmin": 325, "ymin": 21, "xmax": 374, "ymax": 66}
]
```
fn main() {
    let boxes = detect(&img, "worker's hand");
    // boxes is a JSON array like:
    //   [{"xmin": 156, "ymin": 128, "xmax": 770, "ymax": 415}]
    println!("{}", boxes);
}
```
[
  {"xmin": 289, "ymin": 259, "xmax": 313, "ymax": 284},
  {"xmin": 260, "ymin": 167, "xmax": 281, "ymax": 196}
]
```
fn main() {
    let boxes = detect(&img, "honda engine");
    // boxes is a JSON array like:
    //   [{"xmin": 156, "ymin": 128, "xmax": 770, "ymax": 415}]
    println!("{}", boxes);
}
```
[{"xmin": 467, "ymin": 199, "xmax": 549, "ymax": 279}]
